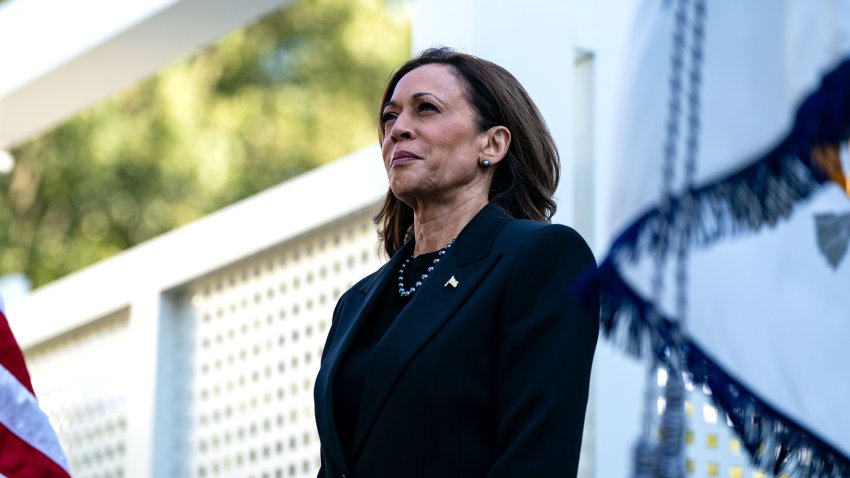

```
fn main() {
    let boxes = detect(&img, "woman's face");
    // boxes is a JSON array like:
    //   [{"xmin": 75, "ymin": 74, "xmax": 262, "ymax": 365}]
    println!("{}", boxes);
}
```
[{"xmin": 381, "ymin": 64, "xmax": 490, "ymax": 207}]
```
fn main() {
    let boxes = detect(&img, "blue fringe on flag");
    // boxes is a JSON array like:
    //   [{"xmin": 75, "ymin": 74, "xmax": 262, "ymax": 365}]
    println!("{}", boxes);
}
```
[
  {"xmin": 593, "ymin": 262, "xmax": 850, "ymax": 477},
  {"xmin": 686, "ymin": 341, "xmax": 850, "ymax": 477},
  {"xmin": 608, "ymin": 57, "xmax": 850, "ymax": 267}
]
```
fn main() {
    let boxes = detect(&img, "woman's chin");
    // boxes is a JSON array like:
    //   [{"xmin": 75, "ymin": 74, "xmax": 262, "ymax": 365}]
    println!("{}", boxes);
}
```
[
  {"xmin": 389, "ymin": 187, "xmax": 417, "ymax": 206},
  {"xmin": 389, "ymin": 179, "xmax": 420, "ymax": 201}
]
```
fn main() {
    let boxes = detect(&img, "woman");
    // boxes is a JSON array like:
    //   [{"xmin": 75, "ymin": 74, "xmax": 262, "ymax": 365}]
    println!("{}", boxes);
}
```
[{"xmin": 314, "ymin": 47, "xmax": 599, "ymax": 478}]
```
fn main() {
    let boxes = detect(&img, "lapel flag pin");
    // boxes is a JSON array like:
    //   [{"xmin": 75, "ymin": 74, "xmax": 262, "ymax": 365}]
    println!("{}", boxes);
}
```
[{"xmin": 444, "ymin": 276, "xmax": 459, "ymax": 288}]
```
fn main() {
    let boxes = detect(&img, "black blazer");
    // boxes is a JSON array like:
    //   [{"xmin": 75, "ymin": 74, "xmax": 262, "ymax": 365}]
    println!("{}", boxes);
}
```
[{"xmin": 314, "ymin": 203, "xmax": 599, "ymax": 478}]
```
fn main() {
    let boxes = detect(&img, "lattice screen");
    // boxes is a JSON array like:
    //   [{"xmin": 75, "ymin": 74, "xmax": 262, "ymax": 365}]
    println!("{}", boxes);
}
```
[
  {"xmin": 657, "ymin": 369, "xmax": 788, "ymax": 478},
  {"xmin": 182, "ymin": 207, "xmax": 383, "ymax": 478},
  {"xmin": 24, "ymin": 310, "xmax": 131, "ymax": 478}
]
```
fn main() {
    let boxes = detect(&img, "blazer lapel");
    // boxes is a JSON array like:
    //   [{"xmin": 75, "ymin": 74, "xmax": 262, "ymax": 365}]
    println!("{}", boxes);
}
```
[
  {"xmin": 315, "ymin": 242, "xmax": 412, "ymax": 472},
  {"xmin": 351, "ymin": 204, "xmax": 512, "ymax": 459}
]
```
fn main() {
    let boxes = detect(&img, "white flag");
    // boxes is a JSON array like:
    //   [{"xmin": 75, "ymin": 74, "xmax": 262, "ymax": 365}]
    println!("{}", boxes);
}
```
[{"xmin": 598, "ymin": 0, "xmax": 850, "ymax": 475}]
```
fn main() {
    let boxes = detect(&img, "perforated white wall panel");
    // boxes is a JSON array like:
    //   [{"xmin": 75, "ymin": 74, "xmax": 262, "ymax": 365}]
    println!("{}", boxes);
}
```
[
  {"xmin": 24, "ymin": 310, "xmax": 131, "ymax": 478},
  {"xmin": 656, "ymin": 369, "xmax": 785, "ymax": 478},
  {"xmin": 183, "ymin": 207, "xmax": 383, "ymax": 478}
]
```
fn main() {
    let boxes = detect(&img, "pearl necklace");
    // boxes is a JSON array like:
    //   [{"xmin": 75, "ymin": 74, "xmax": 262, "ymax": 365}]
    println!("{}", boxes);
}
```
[{"xmin": 397, "ymin": 239, "xmax": 455, "ymax": 297}]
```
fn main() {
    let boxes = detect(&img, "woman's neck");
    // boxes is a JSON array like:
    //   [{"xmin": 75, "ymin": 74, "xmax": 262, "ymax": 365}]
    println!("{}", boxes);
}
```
[{"xmin": 411, "ymin": 196, "xmax": 489, "ymax": 257}]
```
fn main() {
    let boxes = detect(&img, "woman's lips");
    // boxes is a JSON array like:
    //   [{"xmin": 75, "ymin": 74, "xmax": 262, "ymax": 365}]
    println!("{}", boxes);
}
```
[{"xmin": 391, "ymin": 151, "xmax": 422, "ymax": 166}]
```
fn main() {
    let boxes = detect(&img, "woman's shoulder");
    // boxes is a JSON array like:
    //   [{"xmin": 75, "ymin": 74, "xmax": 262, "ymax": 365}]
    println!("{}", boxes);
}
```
[
  {"xmin": 500, "ymin": 218, "xmax": 592, "ymax": 254},
  {"xmin": 493, "ymin": 219, "xmax": 598, "ymax": 297},
  {"xmin": 490, "ymin": 219, "xmax": 596, "ymax": 275},
  {"xmin": 346, "ymin": 267, "xmax": 385, "ymax": 296}
]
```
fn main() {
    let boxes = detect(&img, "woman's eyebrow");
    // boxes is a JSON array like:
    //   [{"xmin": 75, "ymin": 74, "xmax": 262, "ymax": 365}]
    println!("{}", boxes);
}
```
[
  {"xmin": 383, "ymin": 92, "xmax": 444, "ymax": 110},
  {"xmin": 413, "ymin": 92, "xmax": 442, "ymax": 103}
]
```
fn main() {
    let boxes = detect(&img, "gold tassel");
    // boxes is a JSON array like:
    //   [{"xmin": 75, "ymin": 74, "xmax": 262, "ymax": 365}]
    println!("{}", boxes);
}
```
[{"xmin": 811, "ymin": 142, "xmax": 850, "ymax": 196}]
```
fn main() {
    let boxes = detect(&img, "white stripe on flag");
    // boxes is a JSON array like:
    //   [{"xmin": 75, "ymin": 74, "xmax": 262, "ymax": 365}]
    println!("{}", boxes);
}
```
[{"xmin": 0, "ymin": 363, "xmax": 71, "ymax": 475}]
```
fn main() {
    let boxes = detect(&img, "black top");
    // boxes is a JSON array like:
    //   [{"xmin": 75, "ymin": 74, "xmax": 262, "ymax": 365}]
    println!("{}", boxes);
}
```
[
  {"xmin": 333, "ymin": 249, "xmax": 442, "ymax": 461},
  {"xmin": 315, "ymin": 203, "xmax": 599, "ymax": 478}
]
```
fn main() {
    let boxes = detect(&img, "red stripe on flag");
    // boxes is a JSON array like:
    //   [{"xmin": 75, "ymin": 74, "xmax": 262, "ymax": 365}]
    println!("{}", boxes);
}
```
[
  {"xmin": 0, "ymin": 306, "xmax": 71, "ymax": 476},
  {"xmin": 0, "ymin": 310, "xmax": 34, "ymax": 396},
  {"xmin": 0, "ymin": 424, "xmax": 71, "ymax": 478}
]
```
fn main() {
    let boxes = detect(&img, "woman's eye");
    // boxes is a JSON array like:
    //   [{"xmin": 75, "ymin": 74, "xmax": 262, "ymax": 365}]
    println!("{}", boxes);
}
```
[
  {"xmin": 381, "ymin": 112, "xmax": 398, "ymax": 124},
  {"xmin": 417, "ymin": 102, "xmax": 438, "ymax": 113}
]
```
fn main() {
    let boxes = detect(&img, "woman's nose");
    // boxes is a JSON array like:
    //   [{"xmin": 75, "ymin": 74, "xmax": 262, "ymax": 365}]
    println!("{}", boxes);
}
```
[{"xmin": 390, "ymin": 114, "xmax": 413, "ymax": 141}]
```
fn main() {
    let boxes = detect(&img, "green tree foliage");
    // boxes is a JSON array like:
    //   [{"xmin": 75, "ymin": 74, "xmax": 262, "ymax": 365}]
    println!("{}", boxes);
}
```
[{"xmin": 0, "ymin": 0, "xmax": 410, "ymax": 287}]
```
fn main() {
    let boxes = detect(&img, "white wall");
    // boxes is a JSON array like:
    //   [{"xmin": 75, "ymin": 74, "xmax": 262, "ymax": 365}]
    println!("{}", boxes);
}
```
[{"xmin": 8, "ymin": 147, "xmax": 388, "ymax": 478}]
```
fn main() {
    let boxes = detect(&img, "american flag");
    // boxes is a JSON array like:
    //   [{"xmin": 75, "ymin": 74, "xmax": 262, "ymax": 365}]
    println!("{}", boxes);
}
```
[{"xmin": 0, "ymin": 295, "xmax": 71, "ymax": 477}]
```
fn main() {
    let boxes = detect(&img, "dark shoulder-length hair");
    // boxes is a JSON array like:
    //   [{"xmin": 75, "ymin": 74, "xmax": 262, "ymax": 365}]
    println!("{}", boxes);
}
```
[{"xmin": 375, "ymin": 47, "xmax": 560, "ymax": 257}]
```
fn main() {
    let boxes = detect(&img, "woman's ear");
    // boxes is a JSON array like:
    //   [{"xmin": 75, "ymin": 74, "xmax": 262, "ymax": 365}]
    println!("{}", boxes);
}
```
[{"xmin": 480, "ymin": 126, "xmax": 511, "ymax": 166}]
